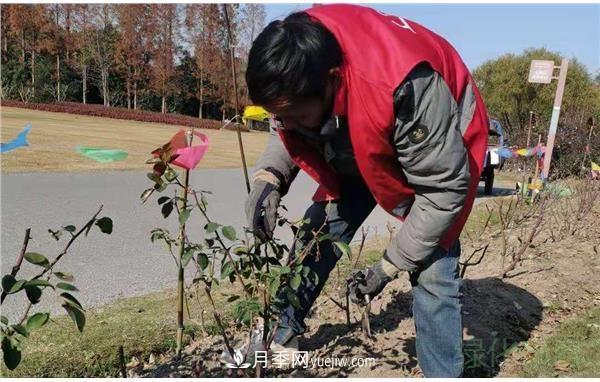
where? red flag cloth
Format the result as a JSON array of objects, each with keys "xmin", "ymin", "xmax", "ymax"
[{"xmin": 154, "ymin": 130, "xmax": 209, "ymax": 170}]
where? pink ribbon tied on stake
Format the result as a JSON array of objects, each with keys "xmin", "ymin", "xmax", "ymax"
[{"xmin": 154, "ymin": 130, "xmax": 210, "ymax": 170}]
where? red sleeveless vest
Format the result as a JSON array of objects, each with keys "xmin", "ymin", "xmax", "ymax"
[{"xmin": 278, "ymin": 4, "xmax": 489, "ymax": 249}]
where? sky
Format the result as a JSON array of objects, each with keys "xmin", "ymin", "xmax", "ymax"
[{"xmin": 264, "ymin": 3, "xmax": 600, "ymax": 75}]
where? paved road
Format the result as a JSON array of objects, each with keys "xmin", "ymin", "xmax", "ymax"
[{"xmin": 1, "ymin": 168, "xmax": 513, "ymax": 319}]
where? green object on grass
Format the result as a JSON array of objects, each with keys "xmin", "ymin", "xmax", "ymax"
[
  {"xmin": 544, "ymin": 183, "xmax": 573, "ymax": 197},
  {"xmin": 76, "ymin": 146, "xmax": 128, "ymax": 163}
]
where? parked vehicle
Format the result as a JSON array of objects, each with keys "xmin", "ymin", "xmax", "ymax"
[{"xmin": 481, "ymin": 119, "xmax": 507, "ymax": 195}]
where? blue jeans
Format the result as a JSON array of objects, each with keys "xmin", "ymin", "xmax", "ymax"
[{"xmin": 273, "ymin": 178, "xmax": 464, "ymax": 377}]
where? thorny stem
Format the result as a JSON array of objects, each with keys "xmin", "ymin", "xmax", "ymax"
[
  {"xmin": 497, "ymin": 201, "xmax": 508, "ymax": 271},
  {"xmin": 352, "ymin": 226, "xmax": 369, "ymax": 269},
  {"xmin": 192, "ymin": 190, "xmax": 252, "ymax": 299},
  {"xmin": 1, "ymin": 228, "xmax": 31, "ymax": 304},
  {"xmin": 34, "ymin": 205, "xmax": 104, "ymax": 281},
  {"xmin": 176, "ymin": 133, "xmax": 193, "ymax": 358},
  {"xmin": 459, "ymin": 244, "xmax": 489, "ymax": 278},
  {"xmin": 502, "ymin": 199, "xmax": 547, "ymax": 278},
  {"xmin": 16, "ymin": 274, "xmax": 52, "ymax": 326},
  {"xmin": 204, "ymin": 285, "xmax": 235, "ymax": 360},
  {"xmin": 3, "ymin": 208, "xmax": 102, "ymax": 331}
]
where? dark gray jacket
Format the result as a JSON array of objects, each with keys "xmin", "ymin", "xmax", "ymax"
[{"xmin": 253, "ymin": 64, "xmax": 476, "ymax": 272}]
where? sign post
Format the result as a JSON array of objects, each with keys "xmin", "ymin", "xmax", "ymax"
[{"xmin": 528, "ymin": 59, "xmax": 569, "ymax": 180}]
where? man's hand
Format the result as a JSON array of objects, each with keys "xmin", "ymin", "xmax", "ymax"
[
  {"xmin": 245, "ymin": 179, "xmax": 281, "ymax": 242},
  {"xmin": 347, "ymin": 255, "xmax": 401, "ymax": 304},
  {"xmin": 347, "ymin": 268, "xmax": 387, "ymax": 305}
]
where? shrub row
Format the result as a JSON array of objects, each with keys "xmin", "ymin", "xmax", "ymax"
[{"xmin": 1, "ymin": 100, "xmax": 250, "ymax": 132}]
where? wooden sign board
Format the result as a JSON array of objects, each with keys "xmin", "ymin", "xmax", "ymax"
[{"xmin": 528, "ymin": 60, "xmax": 555, "ymax": 84}]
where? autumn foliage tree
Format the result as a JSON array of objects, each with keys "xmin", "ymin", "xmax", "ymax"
[
  {"xmin": 148, "ymin": 4, "xmax": 179, "ymax": 114},
  {"xmin": 115, "ymin": 4, "xmax": 153, "ymax": 109}
]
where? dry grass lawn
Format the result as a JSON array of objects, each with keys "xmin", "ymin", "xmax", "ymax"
[{"xmin": 0, "ymin": 107, "xmax": 269, "ymax": 173}]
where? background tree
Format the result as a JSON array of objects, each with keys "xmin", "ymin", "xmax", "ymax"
[
  {"xmin": 115, "ymin": 4, "xmax": 153, "ymax": 110},
  {"xmin": 185, "ymin": 4, "xmax": 212, "ymax": 119},
  {"xmin": 149, "ymin": 4, "xmax": 179, "ymax": 114},
  {"xmin": 473, "ymin": 48, "xmax": 599, "ymax": 142},
  {"xmin": 473, "ymin": 48, "xmax": 600, "ymax": 176},
  {"xmin": 68, "ymin": 4, "xmax": 94, "ymax": 104},
  {"xmin": 90, "ymin": 4, "xmax": 117, "ymax": 106},
  {"xmin": 238, "ymin": 4, "xmax": 266, "ymax": 104}
]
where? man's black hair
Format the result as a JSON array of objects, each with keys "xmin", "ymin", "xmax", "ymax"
[{"xmin": 245, "ymin": 12, "xmax": 343, "ymax": 106}]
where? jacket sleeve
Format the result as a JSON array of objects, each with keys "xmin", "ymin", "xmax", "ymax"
[
  {"xmin": 383, "ymin": 64, "xmax": 471, "ymax": 273},
  {"xmin": 253, "ymin": 117, "xmax": 300, "ymax": 195}
]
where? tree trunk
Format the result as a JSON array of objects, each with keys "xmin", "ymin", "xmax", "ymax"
[
  {"xmin": 20, "ymin": 32, "xmax": 25, "ymax": 65},
  {"xmin": 82, "ymin": 65, "xmax": 87, "ymax": 104},
  {"xmin": 102, "ymin": 68, "xmax": 109, "ymax": 106},
  {"xmin": 162, "ymin": 94, "xmax": 166, "ymax": 114},
  {"xmin": 126, "ymin": 77, "xmax": 131, "ymax": 109},
  {"xmin": 31, "ymin": 50, "xmax": 35, "ymax": 98},
  {"xmin": 65, "ymin": 5, "xmax": 71, "ymax": 60},
  {"xmin": 133, "ymin": 67, "xmax": 138, "ymax": 110},
  {"xmin": 222, "ymin": 97, "xmax": 226, "ymax": 121},
  {"xmin": 198, "ymin": 78, "xmax": 204, "ymax": 119},
  {"xmin": 56, "ymin": 54, "xmax": 61, "ymax": 101}
]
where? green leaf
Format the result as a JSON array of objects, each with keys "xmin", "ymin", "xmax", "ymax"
[
  {"xmin": 56, "ymin": 283, "xmax": 79, "ymax": 292},
  {"xmin": 200, "ymin": 194, "xmax": 208, "ymax": 209},
  {"xmin": 308, "ymin": 271, "xmax": 319, "ymax": 285},
  {"xmin": 146, "ymin": 157, "xmax": 162, "ymax": 165},
  {"xmin": 205, "ymin": 222, "xmax": 220, "ymax": 234},
  {"xmin": 221, "ymin": 261, "xmax": 233, "ymax": 280},
  {"xmin": 1, "ymin": 316, "xmax": 8, "ymax": 325},
  {"xmin": 63, "ymin": 225, "xmax": 76, "ymax": 233},
  {"xmin": 25, "ymin": 279, "xmax": 53, "ymax": 290},
  {"xmin": 95, "ymin": 217, "xmax": 113, "ymax": 234},
  {"xmin": 232, "ymin": 246, "xmax": 249, "ymax": 255},
  {"xmin": 179, "ymin": 209, "xmax": 191, "ymax": 226},
  {"xmin": 333, "ymin": 242, "xmax": 352, "ymax": 260},
  {"xmin": 60, "ymin": 292, "xmax": 83, "ymax": 309},
  {"xmin": 227, "ymin": 295, "xmax": 240, "ymax": 302},
  {"xmin": 302, "ymin": 266, "xmax": 311, "ymax": 277},
  {"xmin": 221, "ymin": 226, "xmax": 237, "ymax": 241},
  {"xmin": 318, "ymin": 233, "xmax": 333, "ymax": 242},
  {"xmin": 269, "ymin": 277, "xmax": 281, "ymax": 296},
  {"xmin": 286, "ymin": 288, "xmax": 301, "ymax": 309},
  {"xmin": 197, "ymin": 253, "xmax": 209, "ymax": 270},
  {"xmin": 146, "ymin": 172, "xmax": 160, "ymax": 183},
  {"xmin": 25, "ymin": 285, "xmax": 42, "ymax": 304},
  {"xmin": 290, "ymin": 274, "xmax": 302, "ymax": 290},
  {"xmin": 12, "ymin": 324, "xmax": 29, "ymax": 338},
  {"xmin": 2, "ymin": 275, "xmax": 16, "ymax": 293},
  {"xmin": 157, "ymin": 196, "xmax": 170, "ymax": 205},
  {"xmin": 279, "ymin": 266, "xmax": 291, "ymax": 275},
  {"xmin": 62, "ymin": 302, "xmax": 85, "ymax": 332},
  {"xmin": 7, "ymin": 280, "xmax": 26, "ymax": 294},
  {"xmin": 54, "ymin": 272, "xmax": 75, "ymax": 282},
  {"xmin": 232, "ymin": 298, "xmax": 261, "ymax": 326},
  {"xmin": 140, "ymin": 188, "xmax": 154, "ymax": 204},
  {"xmin": 26, "ymin": 313, "xmax": 50, "ymax": 331},
  {"xmin": 181, "ymin": 249, "xmax": 194, "ymax": 268},
  {"xmin": 164, "ymin": 168, "xmax": 178, "ymax": 182},
  {"xmin": 24, "ymin": 252, "xmax": 50, "ymax": 268},
  {"xmin": 2, "ymin": 336, "xmax": 21, "ymax": 370},
  {"xmin": 161, "ymin": 202, "xmax": 174, "ymax": 218}
]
